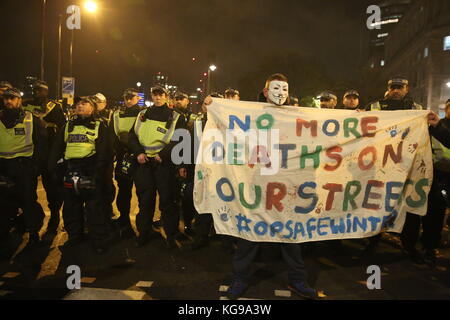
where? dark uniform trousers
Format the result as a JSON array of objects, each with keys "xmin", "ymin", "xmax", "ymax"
[
  {"xmin": 41, "ymin": 168, "xmax": 63, "ymax": 217},
  {"xmin": 0, "ymin": 158, "xmax": 44, "ymax": 238},
  {"xmin": 233, "ymin": 238, "xmax": 308, "ymax": 283},
  {"xmin": 114, "ymin": 156, "xmax": 134, "ymax": 228},
  {"xmin": 62, "ymin": 162, "xmax": 108, "ymax": 243},
  {"xmin": 181, "ymin": 181, "xmax": 196, "ymax": 229},
  {"xmin": 134, "ymin": 161, "xmax": 178, "ymax": 239},
  {"xmin": 401, "ymin": 170, "xmax": 449, "ymax": 251}
]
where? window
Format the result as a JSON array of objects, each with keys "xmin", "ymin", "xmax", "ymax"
[
  {"xmin": 424, "ymin": 47, "xmax": 429, "ymax": 58},
  {"xmin": 444, "ymin": 36, "xmax": 450, "ymax": 51},
  {"xmin": 380, "ymin": 60, "xmax": 385, "ymax": 66}
]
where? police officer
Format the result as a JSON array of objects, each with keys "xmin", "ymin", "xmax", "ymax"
[
  {"xmin": 224, "ymin": 88, "xmax": 240, "ymax": 101},
  {"xmin": 341, "ymin": 90, "xmax": 361, "ymax": 110},
  {"xmin": 318, "ymin": 91, "xmax": 338, "ymax": 109},
  {"xmin": 128, "ymin": 86, "xmax": 185, "ymax": 249},
  {"xmin": 93, "ymin": 93, "xmax": 112, "ymax": 124},
  {"xmin": 173, "ymin": 91, "xmax": 203, "ymax": 237},
  {"xmin": 364, "ymin": 76, "xmax": 424, "ymax": 262},
  {"xmin": 428, "ymin": 101, "xmax": 450, "ymax": 148},
  {"xmin": 366, "ymin": 77, "xmax": 422, "ymax": 111},
  {"xmin": 49, "ymin": 96, "xmax": 113, "ymax": 254},
  {"xmin": 23, "ymin": 80, "xmax": 66, "ymax": 234},
  {"xmin": 0, "ymin": 88, "xmax": 47, "ymax": 258},
  {"xmin": 401, "ymin": 102, "xmax": 450, "ymax": 265},
  {"xmin": 110, "ymin": 89, "xmax": 143, "ymax": 238},
  {"xmin": 0, "ymin": 81, "xmax": 13, "ymax": 109}
]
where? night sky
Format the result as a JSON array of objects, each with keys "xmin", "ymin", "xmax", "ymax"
[{"xmin": 0, "ymin": 0, "xmax": 374, "ymax": 101}]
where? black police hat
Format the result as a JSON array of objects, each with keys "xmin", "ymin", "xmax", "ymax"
[
  {"xmin": 34, "ymin": 80, "xmax": 49, "ymax": 90},
  {"xmin": 0, "ymin": 81, "xmax": 12, "ymax": 90},
  {"xmin": 318, "ymin": 91, "xmax": 337, "ymax": 100},
  {"xmin": 174, "ymin": 92, "xmax": 189, "ymax": 100},
  {"xmin": 388, "ymin": 77, "xmax": 408, "ymax": 87},
  {"xmin": 123, "ymin": 88, "xmax": 140, "ymax": 97},
  {"xmin": 151, "ymin": 86, "xmax": 168, "ymax": 95},
  {"xmin": 225, "ymin": 88, "xmax": 240, "ymax": 96},
  {"xmin": 344, "ymin": 90, "xmax": 360, "ymax": 98},
  {"xmin": 3, "ymin": 88, "xmax": 22, "ymax": 99}
]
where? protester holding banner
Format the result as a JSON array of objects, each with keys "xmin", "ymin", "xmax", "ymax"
[
  {"xmin": 364, "ymin": 76, "xmax": 425, "ymax": 263},
  {"xmin": 202, "ymin": 73, "xmax": 320, "ymax": 300},
  {"xmin": 402, "ymin": 103, "xmax": 450, "ymax": 265},
  {"xmin": 428, "ymin": 101, "xmax": 450, "ymax": 148}
]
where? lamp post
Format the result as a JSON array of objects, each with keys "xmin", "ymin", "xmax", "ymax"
[
  {"xmin": 207, "ymin": 64, "xmax": 217, "ymax": 95},
  {"xmin": 40, "ymin": 0, "xmax": 47, "ymax": 80},
  {"xmin": 70, "ymin": 1, "xmax": 98, "ymax": 77}
]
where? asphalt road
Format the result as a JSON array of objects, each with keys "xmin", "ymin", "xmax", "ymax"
[{"xmin": 0, "ymin": 179, "xmax": 449, "ymax": 300}]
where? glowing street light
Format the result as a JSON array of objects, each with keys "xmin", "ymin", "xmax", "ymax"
[
  {"xmin": 207, "ymin": 64, "xmax": 217, "ymax": 95},
  {"xmin": 446, "ymin": 81, "xmax": 450, "ymax": 88},
  {"xmin": 137, "ymin": 82, "xmax": 142, "ymax": 88},
  {"xmin": 84, "ymin": 1, "xmax": 98, "ymax": 13}
]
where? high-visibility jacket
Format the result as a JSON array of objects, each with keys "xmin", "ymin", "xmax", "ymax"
[
  {"xmin": 113, "ymin": 110, "xmax": 138, "ymax": 138},
  {"xmin": 369, "ymin": 100, "xmax": 422, "ymax": 111},
  {"xmin": 24, "ymin": 100, "xmax": 61, "ymax": 128},
  {"xmin": 134, "ymin": 110, "xmax": 180, "ymax": 157},
  {"xmin": 0, "ymin": 111, "xmax": 34, "ymax": 159},
  {"xmin": 432, "ymin": 137, "xmax": 450, "ymax": 173},
  {"xmin": 64, "ymin": 120, "xmax": 100, "ymax": 160}
]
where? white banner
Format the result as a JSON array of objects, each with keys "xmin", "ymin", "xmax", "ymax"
[{"xmin": 194, "ymin": 99, "xmax": 433, "ymax": 243}]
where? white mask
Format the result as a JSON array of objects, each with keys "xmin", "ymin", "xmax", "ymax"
[{"xmin": 267, "ymin": 81, "xmax": 289, "ymax": 106}]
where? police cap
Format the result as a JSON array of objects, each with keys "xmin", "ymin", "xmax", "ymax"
[
  {"xmin": 151, "ymin": 86, "xmax": 168, "ymax": 96},
  {"xmin": 318, "ymin": 91, "xmax": 337, "ymax": 100},
  {"xmin": 3, "ymin": 88, "xmax": 22, "ymax": 99}
]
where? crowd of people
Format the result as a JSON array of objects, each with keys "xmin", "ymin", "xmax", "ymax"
[{"xmin": 0, "ymin": 73, "xmax": 449, "ymax": 299}]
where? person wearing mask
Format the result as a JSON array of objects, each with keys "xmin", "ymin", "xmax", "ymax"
[
  {"xmin": 204, "ymin": 74, "xmax": 320, "ymax": 300},
  {"xmin": 49, "ymin": 97, "xmax": 113, "ymax": 254},
  {"xmin": 0, "ymin": 88, "xmax": 48, "ymax": 259}
]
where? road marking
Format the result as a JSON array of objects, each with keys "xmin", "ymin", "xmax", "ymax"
[
  {"xmin": 219, "ymin": 285, "xmax": 229, "ymax": 292},
  {"xmin": 64, "ymin": 287, "xmax": 146, "ymax": 300},
  {"xmin": 220, "ymin": 296, "xmax": 262, "ymax": 300},
  {"xmin": 135, "ymin": 281, "xmax": 153, "ymax": 288},
  {"xmin": 274, "ymin": 290, "xmax": 291, "ymax": 297},
  {"xmin": 81, "ymin": 277, "xmax": 96, "ymax": 284},
  {"xmin": 2, "ymin": 272, "xmax": 20, "ymax": 279}
]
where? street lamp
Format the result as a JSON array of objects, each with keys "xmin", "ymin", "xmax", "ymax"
[
  {"xmin": 84, "ymin": 1, "xmax": 98, "ymax": 13},
  {"xmin": 137, "ymin": 82, "xmax": 142, "ymax": 88},
  {"xmin": 207, "ymin": 64, "xmax": 217, "ymax": 95}
]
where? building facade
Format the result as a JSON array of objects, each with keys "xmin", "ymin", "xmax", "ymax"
[{"xmin": 381, "ymin": 0, "xmax": 450, "ymax": 113}]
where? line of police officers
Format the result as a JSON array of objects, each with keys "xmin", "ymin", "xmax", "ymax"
[{"xmin": 0, "ymin": 77, "xmax": 449, "ymax": 263}]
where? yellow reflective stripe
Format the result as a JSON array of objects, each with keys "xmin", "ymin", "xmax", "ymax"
[
  {"xmin": 0, "ymin": 146, "xmax": 34, "ymax": 156},
  {"xmin": 160, "ymin": 111, "xmax": 180, "ymax": 143},
  {"xmin": 114, "ymin": 111, "xmax": 120, "ymax": 137},
  {"xmin": 24, "ymin": 111, "xmax": 33, "ymax": 146},
  {"xmin": 134, "ymin": 110, "xmax": 146, "ymax": 135},
  {"xmin": 370, "ymin": 102, "xmax": 381, "ymax": 111}
]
